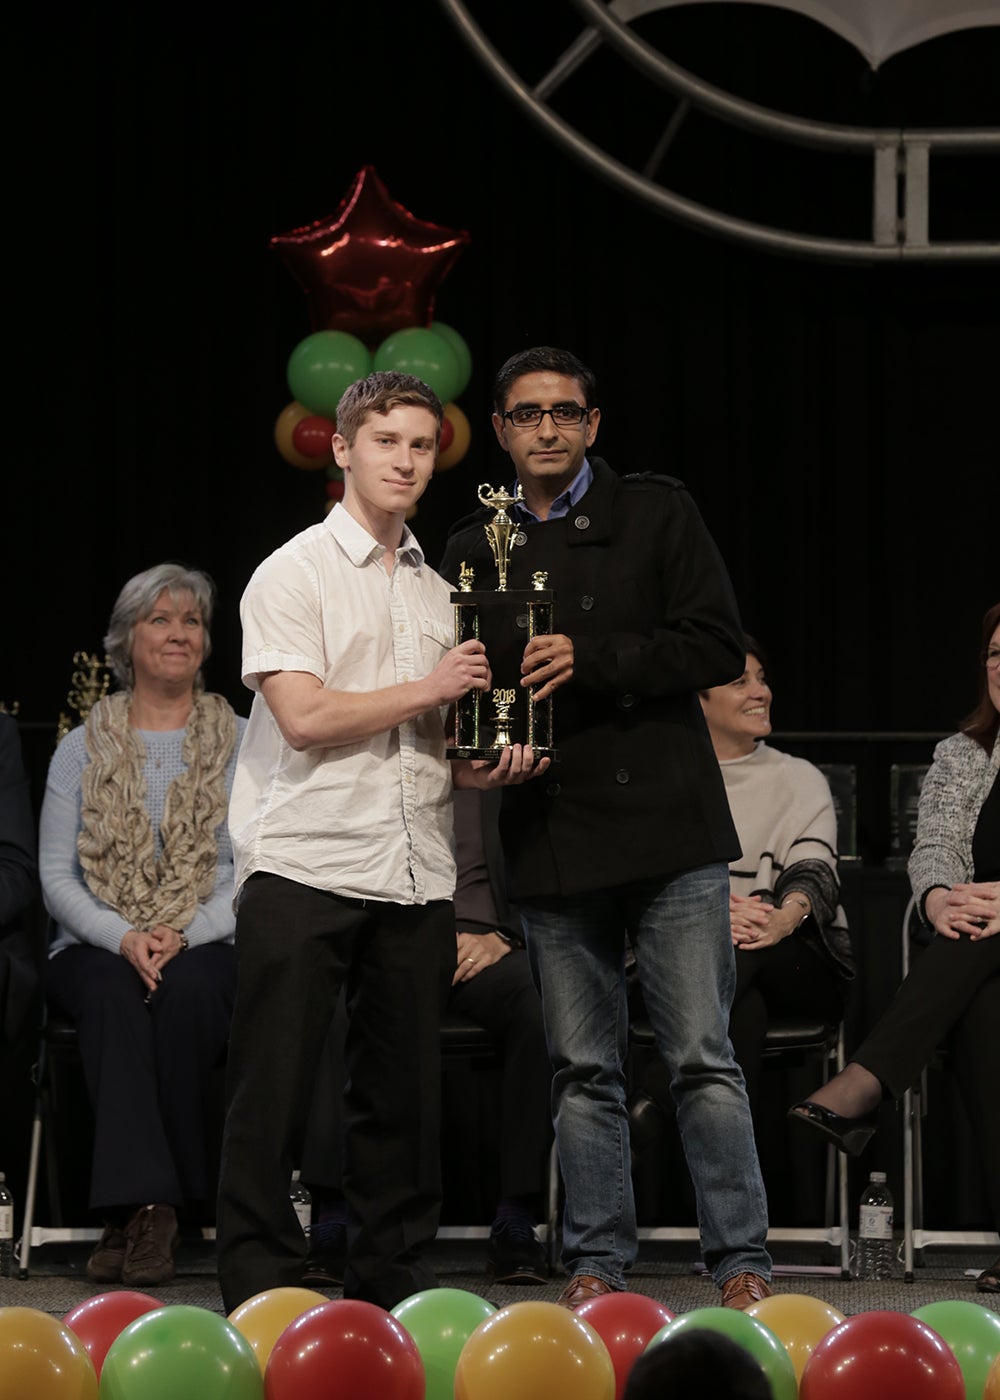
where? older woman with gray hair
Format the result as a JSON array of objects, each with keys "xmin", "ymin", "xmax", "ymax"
[{"xmin": 40, "ymin": 562, "xmax": 246, "ymax": 1286}]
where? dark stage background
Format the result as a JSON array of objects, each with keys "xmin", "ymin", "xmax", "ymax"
[
  {"xmin": 2, "ymin": 0, "xmax": 999, "ymax": 1241},
  {"xmin": 6, "ymin": 2, "xmax": 999, "ymax": 806}
]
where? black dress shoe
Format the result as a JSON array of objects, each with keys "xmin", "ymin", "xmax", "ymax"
[
  {"xmin": 975, "ymin": 1257, "xmax": 1000, "ymax": 1293},
  {"xmin": 302, "ymin": 1220, "xmax": 347, "ymax": 1287},
  {"xmin": 788, "ymin": 1099, "xmax": 878, "ymax": 1156},
  {"xmin": 485, "ymin": 1218, "xmax": 549, "ymax": 1285}
]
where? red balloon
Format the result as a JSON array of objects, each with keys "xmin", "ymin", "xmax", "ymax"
[
  {"xmin": 63, "ymin": 1290, "xmax": 164, "ymax": 1377},
  {"xmin": 326, "ymin": 479, "xmax": 345, "ymax": 501},
  {"xmin": 438, "ymin": 414, "xmax": 455, "ymax": 453},
  {"xmin": 264, "ymin": 1298, "xmax": 424, "ymax": 1400},
  {"xmin": 575, "ymin": 1291, "xmax": 675, "ymax": 1400},
  {"xmin": 799, "ymin": 1310, "xmax": 965, "ymax": 1400},
  {"xmin": 291, "ymin": 414, "xmax": 336, "ymax": 460},
  {"xmin": 270, "ymin": 166, "xmax": 470, "ymax": 347}
]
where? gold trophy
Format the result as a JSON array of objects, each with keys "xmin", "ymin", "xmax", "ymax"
[{"xmin": 447, "ymin": 483, "xmax": 557, "ymax": 761}]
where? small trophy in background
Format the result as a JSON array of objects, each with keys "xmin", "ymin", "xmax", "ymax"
[
  {"xmin": 447, "ymin": 483, "xmax": 557, "ymax": 762},
  {"xmin": 56, "ymin": 651, "xmax": 111, "ymax": 745}
]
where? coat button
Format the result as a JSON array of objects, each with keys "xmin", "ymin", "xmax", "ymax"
[
  {"xmin": 615, "ymin": 768, "xmax": 630, "ymax": 784},
  {"xmin": 546, "ymin": 781, "xmax": 561, "ymax": 797},
  {"xmin": 580, "ymin": 595, "xmax": 594, "ymax": 610},
  {"xmin": 619, "ymin": 693, "xmax": 635, "ymax": 709},
  {"xmin": 516, "ymin": 612, "xmax": 528, "ymax": 629},
  {"xmin": 514, "ymin": 531, "xmax": 527, "ymax": 547},
  {"xmin": 573, "ymin": 514, "xmax": 590, "ymax": 530}
]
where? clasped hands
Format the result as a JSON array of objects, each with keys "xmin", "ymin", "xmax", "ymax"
[
  {"xmin": 120, "ymin": 924, "xmax": 187, "ymax": 995},
  {"xmin": 730, "ymin": 894, "xmax": 802, "ymax": 951},
  {"xmin": 926, "ymin": 881, "xmax": 999, "ymax": 941}
]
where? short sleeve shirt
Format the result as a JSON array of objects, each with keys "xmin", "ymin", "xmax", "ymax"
[{"xmin": 228, "ymin": 504, "xmax": 457, "ymax": 904}]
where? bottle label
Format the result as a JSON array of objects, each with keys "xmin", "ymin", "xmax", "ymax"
[
  {"xmin": 859, "ymin": 1204, "xmax": 893, "ymax": 1240},
  {"xmin": 0, "ymin": 1205, "xmax": 12, "ymax": 1238}
]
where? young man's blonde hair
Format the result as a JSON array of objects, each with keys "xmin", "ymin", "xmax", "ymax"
[{"xmin": 335, "ymin": 371, "xmax": 443, "ymax": 446}]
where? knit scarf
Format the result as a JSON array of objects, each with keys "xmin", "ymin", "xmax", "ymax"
[{"xmin": 77, "ymin": 690, "xmax": 237, "ymax": 931}]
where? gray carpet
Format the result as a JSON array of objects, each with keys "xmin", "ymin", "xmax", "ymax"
[{"xmin": 3, "ymin": 1238, "xmax": 997, "ymax": 1320}]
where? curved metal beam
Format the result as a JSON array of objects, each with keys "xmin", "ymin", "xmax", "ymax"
[
  {"xmin": 436, "ymin": 0, "xmax": 1000, "ymax": 262},
  {"xmin": 571, "ymin": 0, "xmax": 1000, "ymax": 152}
]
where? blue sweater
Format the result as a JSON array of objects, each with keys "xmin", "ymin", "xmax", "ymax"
[{"xmin": 40, "ymin": 717, "xmax": 246, "ymax": 957}]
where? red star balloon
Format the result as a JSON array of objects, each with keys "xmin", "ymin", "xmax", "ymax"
[{"xmin": 271, "ymin": 166, "xmax": 470, "ymax": 347}]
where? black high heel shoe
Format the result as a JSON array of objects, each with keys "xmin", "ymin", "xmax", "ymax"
[{"xmin": 788, "ymin": 1099, "xmax": 879, "ymax": 1157}]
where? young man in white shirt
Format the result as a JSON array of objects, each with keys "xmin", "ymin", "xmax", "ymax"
[{"xmin": 217, "ymin": 371, "xmax": 547, "ymax": 1312}]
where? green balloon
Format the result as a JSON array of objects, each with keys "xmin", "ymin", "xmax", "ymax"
[
  {"xmin": 648, "ymin": 1307, "xmax": 798, "ymax": 1400},
  {"xmin": 429, "ymin": 320, "xmax": 472, "ymax": 397},
  {"xmin": 373, "ymin": 326, "xmax": 462, "ymax": 404},
  {"xmin": 392, "ymin": 1287, "xmax": 496, "ymax": 1400},
  {"xmin": 100, "ymin": 1305, "xmax": 264, "ymax": 1400},
  {"xmin": 912, "ymin": 1299, "xmax": 1000, "ymax": 1400},
  {"xmin": 287, "ymin": 330, "xmax": 373, "ymax": 418}
]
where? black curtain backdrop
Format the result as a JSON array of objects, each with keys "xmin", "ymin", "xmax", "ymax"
[{"xmin": 7, "ymin": 1, "xmax": 999, "ymax": 762}]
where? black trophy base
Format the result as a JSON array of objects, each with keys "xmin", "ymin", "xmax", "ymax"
[{"xmin": 447, "ymin": 745, "xmax": 558, "ymax": 762}]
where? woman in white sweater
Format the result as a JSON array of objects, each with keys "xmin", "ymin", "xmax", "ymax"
[{"xmin": 698, "ymin": 637, "xmax": 854, "ymax": 1111}]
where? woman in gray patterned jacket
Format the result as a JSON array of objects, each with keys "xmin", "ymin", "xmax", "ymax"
[{"xmin": 791, "ymin": 601, "xmax": 1000, "ymax": 1292}]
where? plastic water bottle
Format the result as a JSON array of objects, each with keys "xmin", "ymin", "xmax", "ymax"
[
  {"xmin": 0, "ymin": 1172, "xmax": 14, "ymax": 1278},
  {"xmin": 289, "ymin": 1170, "xmax": 312, "ymax": 1240},
  {"xmin": 855, "ymin": 1170, "xmax": 894, "ymax": 1280}
]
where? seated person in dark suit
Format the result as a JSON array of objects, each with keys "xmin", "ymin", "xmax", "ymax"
[
  {"xmin": 0, "ymin": 712, "xmax": 39, "ymax": 1049},
  {"xmin": 300, "ymin": 787, "xmax": 554, "ymax": 1285}
]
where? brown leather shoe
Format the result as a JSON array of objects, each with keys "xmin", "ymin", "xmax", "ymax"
[
  {"xmin": 121, "ymin": 1203, "xmax": 179, "ymax": 1287},
  {"xmin": 721, "ymin": 1271, "xmax": 772, "ymax": 1310},
  {"xmin": 86, "ymin": 1224, "xmax": 127, "ymax": 1283},
  {"xmin": 557, "ymin": 1273, "xmax": 617, "ymax": 1309}
]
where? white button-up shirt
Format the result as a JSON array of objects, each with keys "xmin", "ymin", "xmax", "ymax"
[{"xmin": 229, "ymin": 504, "xmax": 457, "ymax": 905}]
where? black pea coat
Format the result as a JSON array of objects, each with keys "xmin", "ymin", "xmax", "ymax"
[{"xmin": 439, "ymin": 458, "xmax": 746, "ymax": 901}]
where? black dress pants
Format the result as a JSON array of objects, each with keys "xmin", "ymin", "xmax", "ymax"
[
  {"xmin": 216, "ymin": 873, "xmax": 454, "ymax": 1313},
  {"xmin": 46, "ymin": 942, "xmax": 235, "ymax": 1212},
  {"xmin": 302, "ymin": 947, "xmax": 553, "ymax": 1210},
  {"xmin": 852, "ymin": 930, "xmax": 1000, "ymax": 1228}
]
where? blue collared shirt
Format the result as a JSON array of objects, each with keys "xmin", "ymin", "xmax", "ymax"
[{"xmin": 513, "ymin": 458, "xmax": 594, "ymax": 523}]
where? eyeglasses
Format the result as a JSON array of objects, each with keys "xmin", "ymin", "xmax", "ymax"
[
  {"xmin": 501, "ymin": 404, "xmax": 590, "ymax": 430},
  {"xmin": 983, "ymin": 647, "xmax": 1000, "ymax": 670}
]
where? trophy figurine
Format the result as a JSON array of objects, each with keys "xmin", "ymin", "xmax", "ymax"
[{"xmin": 447, "ymin": 483, "xmax": 557, "ymax": 762}]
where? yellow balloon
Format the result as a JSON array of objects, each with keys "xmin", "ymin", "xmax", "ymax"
[
  {"xmin": 454, "ymin": 1300, "xmax": 615, "ymax": 1400},
  {"xmin": 985, "ymin": 1347, "xmax": 1000, "ymax": 1400},
  {"xmin": 746, "ymin": 1292, "xmax": 846, "ymax": 1384},
  {"xmin": 274, "ymin": 400, "xmax": 334, "ymax": 470},
  {"xmin": 0, "ymin": 1306, "xmax": 98, "ymax": 1399},
  {"xmin": 227, "ymin": 1286, "xmax": 329, "ymax": 1374},
  {"xmin": 436, "ymin": 402, "xmax": 471, "ymax": 471}
]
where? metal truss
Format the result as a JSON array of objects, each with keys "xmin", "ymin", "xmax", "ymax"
[{"xmin": 436, "ymin": 0, "xmax": 1000, "ymax": 263}]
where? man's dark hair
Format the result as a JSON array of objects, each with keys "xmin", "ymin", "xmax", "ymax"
[{"xmin": 492, "ymin": 346, "xmax": 598, "ymax": 415}]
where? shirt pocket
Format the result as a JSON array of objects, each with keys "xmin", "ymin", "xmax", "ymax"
[{"xmin": 421, "ymin": 617, "xmax": 454, "ymax": 671}]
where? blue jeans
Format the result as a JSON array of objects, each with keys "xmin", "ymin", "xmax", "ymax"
[{"xmin": 522, "ymin": 864, "xmax": 772, "ymax": 1289}]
